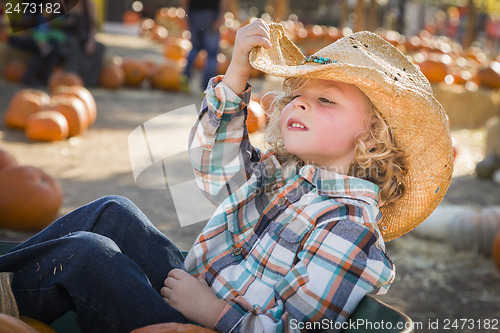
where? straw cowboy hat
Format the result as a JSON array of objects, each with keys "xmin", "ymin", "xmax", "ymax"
[{"xmin": 249, "ymin": 23, "xmax": 454, "ymax": 241}]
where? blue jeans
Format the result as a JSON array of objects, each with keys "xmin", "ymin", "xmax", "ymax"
[
  {"xmin": 0, "ymin": 196, "xmax": 187, "ymax": 333},
  {"xmin": 183, "ymin": 9, "xmax": 220, "ymax": 89}
]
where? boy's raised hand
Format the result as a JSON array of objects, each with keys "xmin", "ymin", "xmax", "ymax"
[{"xmin": 222, "ymin": 19, "xmax": 271, "ymax": 95}]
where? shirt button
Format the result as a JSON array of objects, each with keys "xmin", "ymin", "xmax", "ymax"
[
  {"xmin": 231, "ymin": 247, "xmax": 242, "ymax": 256},
  {"xmin": 278, "ymin": 197, "xmax": 287, "ymax": 206}
]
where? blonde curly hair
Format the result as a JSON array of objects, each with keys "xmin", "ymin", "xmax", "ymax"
[{"xmin": 262, "ymin": 77, "xmax": 407, "ymax": 205}]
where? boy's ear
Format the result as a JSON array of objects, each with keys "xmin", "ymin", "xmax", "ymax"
[{"xmin": 260, "ymin": 91, "xmax": 280, "ymax": 114}]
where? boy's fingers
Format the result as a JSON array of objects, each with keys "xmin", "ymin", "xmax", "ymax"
[
  {"xmin": 167, "ymin": 268, "xmax": 188, "ymax": 279},
  {"xmin": 247, "ymin": 36, "xmax": 272, "ymax": 49},
  {"xmin": 160, "ymin": 286, "xmax": 170, "ymax": 299},
  {"xmin": 163, "ymin": 276, "xmax": 176, "ymax": 288}
]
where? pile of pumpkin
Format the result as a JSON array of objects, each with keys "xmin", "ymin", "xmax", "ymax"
[
  {"xmin": 98, "ymin": 56, "xmax": 185, "ymax": 91},
  {"xmin": 4, "ymin": 72, "xmax": 97, "ymax": 141},
  {"xmin": 4, "ymin": 56, "xmax": 185, "ymax": 92}
]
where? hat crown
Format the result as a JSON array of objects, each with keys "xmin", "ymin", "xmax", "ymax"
[{"xmin": 312, "ymin": 31, "xmax": 432, "ymax": 95}]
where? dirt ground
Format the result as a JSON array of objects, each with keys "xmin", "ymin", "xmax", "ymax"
[{"xmin": 1, "ymin": 32, "xmax": 500, "ymax": 332}]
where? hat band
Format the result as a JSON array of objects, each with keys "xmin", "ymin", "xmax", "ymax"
[{"xmin": 299, "ymin": 55, "xmax": 336, "ymax": 65}]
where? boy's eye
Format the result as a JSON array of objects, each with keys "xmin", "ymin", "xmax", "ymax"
[
  {"xmin": 291, "ymin": 95, "xmax": 300, "ymax": 100},
  {"xmin": 319, "ymin": 97, "xmax": 335, "ymax": 104}
]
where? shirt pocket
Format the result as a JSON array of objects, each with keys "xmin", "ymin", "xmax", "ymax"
[{"xmin": 244, "ymin": 216, "xmax": 312, "ymax": 285}]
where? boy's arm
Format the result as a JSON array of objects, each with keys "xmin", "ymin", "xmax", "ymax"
[{"xmin": 188, "ymin": 19, "xmax": 271, "ymax": 205}]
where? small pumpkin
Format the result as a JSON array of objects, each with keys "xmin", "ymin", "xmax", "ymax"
[
  {"xmin": 99, "ymin": 63, "xmax": 126, "ymax": 90},
  {"xmin": 163, "ymin": 37, "xmax": 191, "ymax": 61},
  {"xmin": 4, "ymin": 90, "xmax": 50, "ymax": 129},
  {"xmin": 51, "ymin": 85, "xmax": 97, "ymax": 126},
  {"xmin": 25, "ymin": 111, "xmax": 70, "ymax": 142},
  {"xmin": 131, "ymin": 323, "xmax": 216, "ymax": 333},
  {"xmin": 417, "ymin": 58, "xmax": 448, "ymax": 83},
  {"xmin": 20, "ymin": 316, "xmax": 56, "ymax": 333},
  {"xmin": 0, "ymin": 165, "xmax": 62, "ymax": 230},
  {"xmin": 40, "ymin": 96, "xmax": 88, "ymax": 137},
  {"xmin": 4, "ymin": 60, "xmax": 28, "ymax": 83},
  {"xmin": 122, "ymin": 59, "xmax": 149, "ymax": 87},
  {"xmin": 151, "ymin": 61, "xmax": 183, "ymax": 91},
  {"xmin": 492, "ymin": 231, "xmax": 500, "ymax": 271},
  {"xmin": 246, "ymin": 100, "xmax": 266, "ymax": 134},
  {"xmin": 48, "ymin": 70, "xmax": 84, "ymax": 92},
  {"xmin": 0, "ymin": 314, "xmax": 37, "ymax": 333},
  {"xmin": 123, "ymin": 9, "xmax": 141, "ymax": 25},
  {"xmin": 474, "ymin": 62, "xmax": 500, "ymax": 90},
  {"xmin": 0, "ymin": 148, "xmax": 18, "ymax": 171}
]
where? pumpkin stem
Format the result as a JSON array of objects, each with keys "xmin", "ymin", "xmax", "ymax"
[{"xmin": 0, "ymin": 272, "xmax": 19, "ymax": 318}]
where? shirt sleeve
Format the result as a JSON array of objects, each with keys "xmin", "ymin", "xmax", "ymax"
[
  {"xmin": 214, "ymin": 219, "xmax": 395, "ymax": 332},
  {"xmin": 188, "ymin": 76, "xmax": 262, "ymax": 206}
]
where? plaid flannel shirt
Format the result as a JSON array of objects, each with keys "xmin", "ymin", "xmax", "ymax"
[{"xmin": 185, "ymin": 76, "xmax": 395, "ymax": 333}]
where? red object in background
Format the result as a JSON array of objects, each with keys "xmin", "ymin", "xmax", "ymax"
[
  {"xmin": 486, "ymin": 17, "xmax": 500, "ymax": 40},
  {"xmin": 4, "ymin": 60, "xmax": 27, "ymax": 83},
  {"xmin": 492, "ymin": 231, "xmax": 500, "ymax": 272}
]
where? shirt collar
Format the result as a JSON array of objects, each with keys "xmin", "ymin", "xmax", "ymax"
[{"xmin": 298, "ymin": 164, "xmax": 381, "ymax": 207}]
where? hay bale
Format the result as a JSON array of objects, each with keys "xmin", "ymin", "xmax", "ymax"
[
  {"xmin": 433, "ymin": 84, "xmax": 500, "ymax": 129},
  {"xmin": 485, "ymin": 116, "xmax": 500, "ymax": 156}
]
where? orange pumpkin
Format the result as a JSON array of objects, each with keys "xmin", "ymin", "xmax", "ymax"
[
  {"xmin": 99, "ymin": 63, "xmax": 126, "ymax": 90},
  {"xmin": 194, "ymin": 50, "xmax": 207, "ymax": 69},
  {"xmin": 5, "ymin": 90, "xmax": 50, "ymax": 129},
  {"xmin": 417, "ymin": 59, "xmax": 448, "ymax": 83},
  {"xmin": 52, "ymin": 85, "xmax": 97, "ymax": 126},
  {"xmin": 25, "ymin": 111, "xmax": 69, "ymax": 142},
  {"xmin": 123, "ymin": 10, "xmax": 141, "ymax": 25},
  {"xmin": 493, "ymin": 231, "xmax": 500, "ymax": 272},
  {"xmin": 151, "ymin": 61, "xmax": 183, "ymax": 91},
  {"xmin": 246, "ymin": 100, "xmax": 266, "ymax": 133},
  {"xmin": 131, "ymin": 323, "xmax": 216, "ymax": 333},
  {"xmin": 0, "ymin": 165, "xmax": 62, "ymax": 230},
  {"xmin": 164, "ymin": 37, "xmax": 191, "ymax": 61},
  {"xmin": 20, "ymin": 316, "xmax": 56, "ymax": 333},
  {"xmin": 0, "ymin": 148, "xmax": 18, "ymax": 171},
  {"xmin": 122, "ymin": 59, "xmax": 149, "ymax": 87},
  {"xmin": 40, "ymin": 96, "xmax": 88, "ymax": 137},
  {"xmin": 474, "ymin": 63, "xmax": 500, "ymax": 89},
  {"xmin": 0, "ymin": 314, "xmax": 37, "ymax": 333},
  {"xmin": 48, "ymin": 71, "xmax": 84, "ymax": 92},
  {"xmin": 4, "ymin": 60, "xmax": 28, "ymax": 83}
]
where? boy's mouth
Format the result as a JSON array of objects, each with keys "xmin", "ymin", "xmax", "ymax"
[{"xmin": 287, "ymin": 118, "xmax": 307, "ymax": 130}]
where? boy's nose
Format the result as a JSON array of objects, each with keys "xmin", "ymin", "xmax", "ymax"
[{"xmin": 293, "ymin": 97, "xmax": 308, "ymax": 111}]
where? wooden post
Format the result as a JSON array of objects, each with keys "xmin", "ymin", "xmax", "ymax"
[
  {"xmin": 354, "ymin": 0, "xmax": 365, "ymax": 32},
  {"xmin": 340, "ymin": 0, "xmax": 348, "ymax": 30},
  {"xmin": 368, "ymin": 0, "xmax": 378, "ymax": 31},
  {"xmin": 463, "ymin": 0, "xmax": 477, "ymax": 49},
  {"xmin": 271, "ymin": 0, "xmax": 289, "ymax": 22}
]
